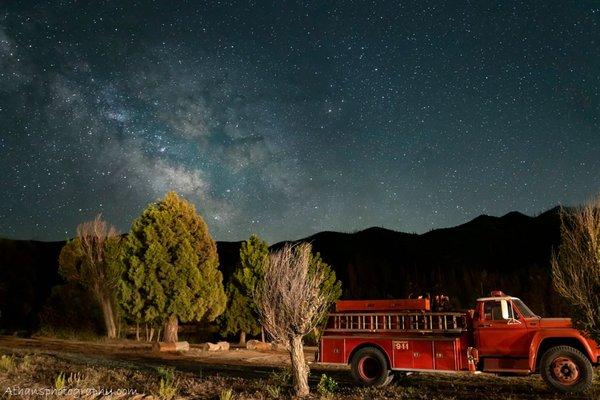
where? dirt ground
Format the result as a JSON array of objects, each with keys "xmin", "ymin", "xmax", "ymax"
[{"xmin": 0, "ymin": 336, "xmax": 598, "ymax": 399}]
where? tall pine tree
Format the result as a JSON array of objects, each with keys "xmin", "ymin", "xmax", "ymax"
[
  {"xmin": 120, "ymin": 191, "xmax": 226, "ymax": 342},
  {"xmin": 222, "ymin": 234, "xmax": 268, "ymax": 344}
]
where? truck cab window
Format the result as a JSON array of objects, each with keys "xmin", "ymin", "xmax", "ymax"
[
  {"xmin": 483, "ymin": 300, "xmax": 515, "ymax": 321},
  {"xmin": 512, "ymin": 298, "xmax": 538, "ymax": 318}
]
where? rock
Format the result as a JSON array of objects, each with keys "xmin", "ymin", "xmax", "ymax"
[
  {"xmin": 152, "ymin": 341, "xmax": 190, "ymax": 352},
  {"xmin": 216, "ymin": 341, "xmax": 230, "ymax": 351},
  {"xmin": 200, "ymin": 341, "xmax": 230, "ymax": 351},
  {"xmin": 271, "ymin": 342, "xmax": 287, "ymax": 352},
  {"xmin": 246, "ymin": 339, "xmax": 272, "ymax": 351}
]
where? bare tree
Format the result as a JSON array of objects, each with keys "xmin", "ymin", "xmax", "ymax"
[
  {"xmin": 256, "ymin": 243, "xmax": 337, "ymax": 397},
  {"xmin": 551, "ymin": 197, "xmax": 600, "ymax": 342},
  {"xmin": 59, "ymin": 214, "xmax": 122, "ymax": 339}
]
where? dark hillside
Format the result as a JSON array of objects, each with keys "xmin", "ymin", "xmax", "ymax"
[{"xmin": 0, "ymin": 239, "xmax": 64, "ymax": 331}]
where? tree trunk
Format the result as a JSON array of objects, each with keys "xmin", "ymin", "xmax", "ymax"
[
  {"xmin": 261, "ymin": 327, "xmax": 265, "ymax": 343},
  {"xmin": 239, "ymin": 331, "xmax": 246, "ymax": 346},
  {"xmin": 156, "ymin": 328, "xmax": 162, "ymax": 342},
  {"xmin": 289, "ymin": 335, "xmax": 309, "ymax": 397},
  {"xmin": 116, "ymin": 313, "xmax": 121, "ymax": 339},
  {"xmin": 136, "ymin": 323, "xmax": 140, "ymax": 341},
  {"xmin": 99, "ymin": 296, "xmax": 117, "ymax": 339},
  {"xmin": 149, "ymin": 327, "xmax": 154, "ymax": 342},
  {"xmin": 163, "ymin": 315, "xmax": 179, "ymax": 343}
]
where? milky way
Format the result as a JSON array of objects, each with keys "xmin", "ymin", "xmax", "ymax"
[{"xmin": 1, "ymin": 2, "xmax": 599, "ymax": 242}]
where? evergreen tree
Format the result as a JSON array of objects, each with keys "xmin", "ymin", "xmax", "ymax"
[
  {"xmin": 309, "ymin": 251, "xmax": 342, "ymax": 306},
  {"xmin": 222, "ymin": 234, "xmax": 269, "ymax": 344},
  {"xmin": 307, "ymin": 251, "xmax": 342, "ymax": 337},
  {"xmin": 120, "ymin": 191, "xmax": 226, "ymax": 342}
]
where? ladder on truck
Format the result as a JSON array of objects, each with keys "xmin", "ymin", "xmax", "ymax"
[{"xmin": 325, "ymin": 312, "xmax": 467, "ymax": 334}]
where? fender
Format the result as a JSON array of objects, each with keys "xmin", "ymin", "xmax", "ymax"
[
  {"xmin": 528, "ymin": 329, "xmax": 596, "ymax": 371},
  {"xmin": 346, "ymin": 340, "xmax": 392, "ymax": 367}
]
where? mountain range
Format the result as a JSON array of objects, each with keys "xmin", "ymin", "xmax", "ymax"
[{"xmin": 0, "ymin": 207, "xmax": 568, "ymax": 332}]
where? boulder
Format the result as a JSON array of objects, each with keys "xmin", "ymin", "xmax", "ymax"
[
  {"xmin": 216, "ymin": 341, "xmax": 230, "ymax": 351},
  {"xmin": 271, "ymin": 342, "xmax": 288, "ymax": 352},
  {"xmin": 200, "ymin": 341, "xmax": 230, "ymax": 351},
  {"xmin": 246, "ymin": 339, "xmax": 272, "ymax": 351}
]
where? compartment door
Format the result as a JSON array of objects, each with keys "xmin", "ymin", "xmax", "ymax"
[
  {"xmin": 411, "ymin": 340, "xmax": 434, "ymax": 370},
  {"xmin": 434, "ymin": 340, "xmax": 458, "ymax": 370},
  {"xmin": 320, "ymin": 338, "xmax": 345, "ymax": 363},
  {"xmin": 392, "ymin": 340, "xmax": 412, "ymax": 369}
]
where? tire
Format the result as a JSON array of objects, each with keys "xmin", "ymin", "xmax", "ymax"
[
  {"xmin": 539, "ymin": 345, "xmax": 593, "ymax": 393},
  {"xmin": 350, "ymin": 347, "xmax": 393, "ymax": 387}
]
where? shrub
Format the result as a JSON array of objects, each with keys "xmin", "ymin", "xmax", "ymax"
[
  {"xmin": 268, "ymin": 367, "xmax": 292, "ymax": 389},
  {"xmin": 317, "ymin": 374, "xmax": 338, "ymax": 397},
  {"xmin": 156, "ymin": 366, "xmax": 175, "ymax": 383}
]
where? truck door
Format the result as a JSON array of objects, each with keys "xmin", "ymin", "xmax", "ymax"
[{"xmin": 475, "ymin": 299, "xmax": 530, "ymax": 357}]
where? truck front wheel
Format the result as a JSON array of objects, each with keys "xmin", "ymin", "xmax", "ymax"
[
  {"xmin": 350, "ymin": 347, "xmax": 393, "ymax": 387},
  {"xmin": 540, "ymin": 346, "xmax": 593, "ymax": 393}
]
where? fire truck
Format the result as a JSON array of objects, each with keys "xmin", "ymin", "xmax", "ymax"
[{"xmin": 318, "ymin": 291, "xmax": 600, "ymax": 393}]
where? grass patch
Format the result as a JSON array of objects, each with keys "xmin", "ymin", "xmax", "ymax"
[
  {"xmin": 0, "ymin": 354, "xmax": 16, "ymax": 372},
  {"xmin": 219, "ymin": 388, "xmax": 234, "ymax": 400},
  {"xmin": 54, "ymin": 372, "xmax": 66, "ymax": 391}
]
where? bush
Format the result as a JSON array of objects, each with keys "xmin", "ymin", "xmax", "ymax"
[
  {"xmin": 268, "ymin": 367, "xmax": 292, "ymax": 389},
  {"xmin": 317, "ymin": 374, "xmax": 338, "ymax": 397},
  {"xmin": 156, "ymin": 366, "xmax": 175, "ymax": 383}
]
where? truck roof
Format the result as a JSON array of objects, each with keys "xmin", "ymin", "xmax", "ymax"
[{"xmin": 476, "ymin": 296, "xmax": 518, "ymax": 301}]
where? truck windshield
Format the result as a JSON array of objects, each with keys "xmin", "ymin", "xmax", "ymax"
[{"xmin": 513, "ymin": 299, "xmax": 538, "ymax": 318}]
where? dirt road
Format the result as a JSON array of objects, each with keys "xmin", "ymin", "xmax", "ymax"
[{"xmin": 0, "ymin": 336, "xmax": 348, "ymax": 382}]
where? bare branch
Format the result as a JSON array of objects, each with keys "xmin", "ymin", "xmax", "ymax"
[{"xmin": 551, "ymin": 196, "xmax": 600, "ymax": 341}]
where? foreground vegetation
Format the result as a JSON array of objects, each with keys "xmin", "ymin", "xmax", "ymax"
[{"xmin": 1, "ymin": 346, "xmax": 598, "ymax": 400}]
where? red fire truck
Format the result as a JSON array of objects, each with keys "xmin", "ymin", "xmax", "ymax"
[{"xmin": 318, "ymin": 291, "xmax": 600, "ymax": 393}]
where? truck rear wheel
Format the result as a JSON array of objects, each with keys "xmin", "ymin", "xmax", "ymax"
[
  {"xmin": 540, "ymin": 346, "xmax": 593, "ymax": 393},
  {"xmin": 350, "ymin": 347, "xmax": 393, "ymax": 387}
]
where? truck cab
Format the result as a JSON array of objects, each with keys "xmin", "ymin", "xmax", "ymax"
[{"xmin": 473, "ymin": 291, "xmax": 599, "ymax": 392}]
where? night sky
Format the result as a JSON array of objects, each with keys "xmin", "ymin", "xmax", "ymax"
[{"xmin": 1, "ymin": 2, "xmax": 599, "ymax": 243}]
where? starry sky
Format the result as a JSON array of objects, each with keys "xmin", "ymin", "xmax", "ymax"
[{"xmin": 1, "ymin": 1, "xmax": 599, "ymax": 243}]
